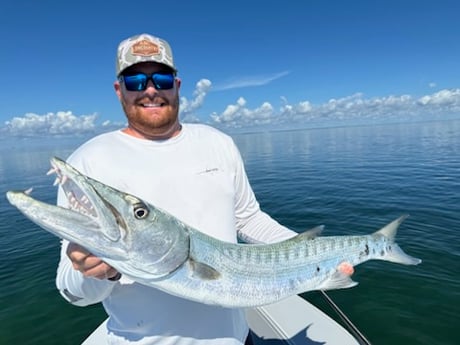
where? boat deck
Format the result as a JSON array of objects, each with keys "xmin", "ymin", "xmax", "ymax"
[{"xmin": 83, "ymin": 295, "xmax": 359, "ymax": 344}]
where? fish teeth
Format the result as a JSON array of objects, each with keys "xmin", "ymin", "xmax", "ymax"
[
  {"xmin": 64, "ymin": 190, "xmax": 96, "ymax": 217},
  {"xmin": 46, "ymin": 167, "xmax": 57, "ymax": 176},
  {"xmin": 52, "ymin": 175, "xmax": 69, "ymax": 186}
]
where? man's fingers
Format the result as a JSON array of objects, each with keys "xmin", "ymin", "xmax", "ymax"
[
  {"xmin": 83, "ymin": 262, "xmax": 118, "ymax": 280},
  {"xmin": 93, "ymin": 267, "xmax": 119, "ymax": 280},
  {"xmin": 67, "ymin": 242, "xmax": 91, "ymax": 263},
  {"xmin": 66, "ymin": 242, "xmax": 119, "ymax": 280},
  {"xmin": 71, "ymin": 254, "xmax": 101, "ymax": 271}
]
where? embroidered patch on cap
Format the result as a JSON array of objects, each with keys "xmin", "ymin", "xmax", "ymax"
[{"xmin": 131, "ymin": 39, "xmax": 160, "ymax": 56}]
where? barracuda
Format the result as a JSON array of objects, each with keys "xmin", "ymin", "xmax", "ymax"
[{"xmin": 6, "ymin": 157, "xmax": 421, "ymax": 308}]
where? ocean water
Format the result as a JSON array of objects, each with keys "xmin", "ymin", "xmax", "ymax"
[{"xmin": 0, "ymin": 120, "xmax": 458, "ymax": 345}]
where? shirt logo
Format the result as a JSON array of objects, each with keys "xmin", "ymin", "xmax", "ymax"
[{"xmin": 198, "ymin": 168, "xmax": 219, "ymax": 175}]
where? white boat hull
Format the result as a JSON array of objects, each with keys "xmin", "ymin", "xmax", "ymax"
[{"xmin": 247, "ymin": 295, "xmax": 359, "ymax": 344}]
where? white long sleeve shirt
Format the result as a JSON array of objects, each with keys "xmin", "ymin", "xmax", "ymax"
[{"xmin": 56, "ymin": 123, "xmax": 297, "ymax": 345}]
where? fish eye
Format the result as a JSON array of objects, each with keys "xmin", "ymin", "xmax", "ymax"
[{"xmin": 133, "ymin": 203, "xmax": 149, "ymax": 219}]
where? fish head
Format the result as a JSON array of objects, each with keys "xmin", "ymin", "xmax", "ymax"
[{"xmin": 6, "ymin": 157, "xmax": 190, "ymax": 278}]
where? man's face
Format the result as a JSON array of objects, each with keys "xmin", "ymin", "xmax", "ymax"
[{"xmin": 114, "ymin": 62, "xmax": 181, "ymax": 139}]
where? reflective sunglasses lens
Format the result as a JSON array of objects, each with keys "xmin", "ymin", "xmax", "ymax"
[
  {"xmin": 123, "ymin": 74, "xmax": 147, "ymax": 91},
  {"xmin": 153, "ymin": 73, "xmax": 175, "ymax": 90}
]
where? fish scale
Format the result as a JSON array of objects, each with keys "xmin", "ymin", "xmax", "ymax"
[{"xmin": 6, "ymin": 156, "xmax": 421, "ymax": 308}]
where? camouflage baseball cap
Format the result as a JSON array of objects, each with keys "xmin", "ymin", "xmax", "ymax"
[{"xmin": 116, "ymin": 33, "xmax": 177, "ymax": 76}]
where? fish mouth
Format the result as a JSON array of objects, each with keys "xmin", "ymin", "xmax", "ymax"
[
  {"xmin": 49, "ymin": 159, "xmax": 102, "ymax": 220},
  {"xmin": 57, "ymin": 175, "xmax": 98, "ymax": 218},
  {"xmin": 49, "ymin": 157, "xmax": 124, "ymax": 242}
]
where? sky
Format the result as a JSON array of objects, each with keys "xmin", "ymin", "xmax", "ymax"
[{"xmin": 1, "ymin": 0, "xmax": 460, "ymax": 137}]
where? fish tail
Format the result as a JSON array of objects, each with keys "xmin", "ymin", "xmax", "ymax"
[
  {"xmin": 374, "ymin": 214, "xmax": 422, "ymax": 266},
  {"xmin": 384, "ymin": 243, "xmax": 421, "ymax": 265}
]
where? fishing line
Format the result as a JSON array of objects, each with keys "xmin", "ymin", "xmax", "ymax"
[{"xmin": 319, "ymin": 290, "xmax": 372, "ymax": 345}]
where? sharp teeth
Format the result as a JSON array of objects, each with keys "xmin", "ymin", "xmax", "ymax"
[
  {"xmin": 46, "ymin": 167, "xmax": 57, "ymax": 176},
  {"xmin": 52, "ymin": 175, "xmax": 68, "ymax": 186}
]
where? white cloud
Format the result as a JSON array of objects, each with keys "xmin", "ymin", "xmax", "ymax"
[
  {"xmin": 417, "ymin": 89, "xmax": 460, "ymax": 106},
  {"xmin": 212, "ymin": 71, "xmax": 290, "ymax": 91},
  {"xmin": 3, "ymin": 111, "xmax": 98, "ymax": 136},
  {"xmin": 210, "ymin": 89, "xmax": 460, "ymax": 128},
  {"xmin": 180, "ymin": 79, "xmax": 212, "ymax": 122}
]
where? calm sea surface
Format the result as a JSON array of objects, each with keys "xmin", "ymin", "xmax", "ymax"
[{"xmin": 1, "ymin": 120, "xmax": 458, "ymax": 345}]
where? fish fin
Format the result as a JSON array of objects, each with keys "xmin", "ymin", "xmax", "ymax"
[
  {"xmin": 373, "ymin": 214, "xmax": 422, "ymax": 265},
  {"xmin": 299, "ymin": 225, "xmax": 324, "ymax": 240},
  {"xmin": 373, "ymin": 214, "xmax": 409, "ymax": 240},
  {"xmin": 381, "ymin": 243, "xmax": 422, "ymax": 265},
  {"xmin": 319, "ymin": 271, "xmax": 358, "ymax": 291},
  {"xmin": 188, "ymin": 258, "xmax": 221, "ymax": 280}
]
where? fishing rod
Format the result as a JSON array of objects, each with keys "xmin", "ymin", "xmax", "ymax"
[{"xmin": 319, "ymin": 290, "xmax": 372, "ymax": 345}]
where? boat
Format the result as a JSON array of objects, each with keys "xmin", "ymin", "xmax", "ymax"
[{"xmin": 82, "ymin": 295, "xmax": 361, "ymax": 344}]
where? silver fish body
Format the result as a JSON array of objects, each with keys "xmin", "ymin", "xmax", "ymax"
[{"xmin": 6, "ymin": 157, "xmax": 421, "ymax": 308}]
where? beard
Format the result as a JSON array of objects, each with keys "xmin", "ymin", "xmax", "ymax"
[{"xmin": 120, "ymin": 93, "xmax": 181, "ymax": 139}]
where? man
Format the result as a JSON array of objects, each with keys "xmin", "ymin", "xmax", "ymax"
[{"xmin": 56, "ymin": 33, "xmax": 297, "ymax": 345}]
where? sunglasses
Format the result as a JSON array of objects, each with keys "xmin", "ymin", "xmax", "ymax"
[{"xmin": 120, "ymin": 72, "xmax": 175, "ymax": 91}]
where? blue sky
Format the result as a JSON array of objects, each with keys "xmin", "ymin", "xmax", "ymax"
[{"xmin": 1, "ymin": 0, "xmax": 459, "ymax": 136}]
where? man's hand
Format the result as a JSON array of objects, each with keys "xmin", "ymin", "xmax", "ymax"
[{"xmin": 67, "ymin": 242, "xmax": 120, "ymax": 280}]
